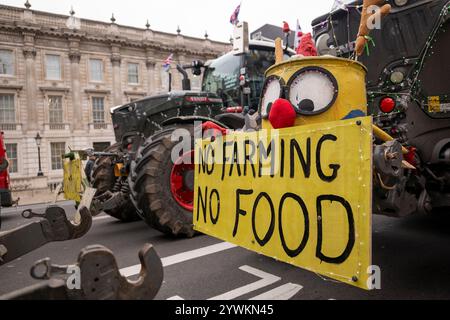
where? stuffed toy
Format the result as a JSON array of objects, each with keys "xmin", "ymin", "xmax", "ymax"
[
  {"xmin": 269, "ymin": 99, "xmax": 297, "ymax": 129},
  {"xmin": 243, "ymin": 110, "xmax": 261, "ymax": 132},
  {"xmin": 355, "ymin": 0, "xmax": 391, "ymax": 56},
  {"xmin": 296, "ymin": 33, "xmax": 318, "ymax": 57}
]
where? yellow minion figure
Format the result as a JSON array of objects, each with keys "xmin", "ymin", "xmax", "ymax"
[{"xmin": 260, "ymin": 56, "xmax": 368, "ymax": 130}]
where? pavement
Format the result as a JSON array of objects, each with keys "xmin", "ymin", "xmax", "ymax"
[
  {"xmin": 11, "ymin": 189, "xmax": 62, "ymax": 206},
  {"xmin": 1, "ymin": 202, "xmax": 450, "ymax": 300}
]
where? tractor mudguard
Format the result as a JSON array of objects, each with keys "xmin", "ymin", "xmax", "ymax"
[
  {"xmin": 214, "ymin": 113, "xmax": 246, "ymax": 130},
  {"xmin": 161, "ymin": 116, "xmax": 230, "ymax": 129}
]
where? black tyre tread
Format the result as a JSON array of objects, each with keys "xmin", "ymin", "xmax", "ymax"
[
  {"xmin": 132, "ymin": 125, "xmax": 196, "ymax": 238},
  {"xmin": 92, "ymin": 143, "xmax": 140, "ymax": 222}
]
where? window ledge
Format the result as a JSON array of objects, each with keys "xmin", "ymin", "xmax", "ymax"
[
  {"xmin": 0, "ymin": 74, "xmax": 16, "ymax": 78},
  {"xmin": 39, "ymin": 86, "xmax": 70, "ymax": 93},
  {"xmin": 0, "ymin": 84, "xmax": 23, "ymax": 91},
  {"xmin": 85, "ymin": 89, "xmax": 111, "ymax": 95}
]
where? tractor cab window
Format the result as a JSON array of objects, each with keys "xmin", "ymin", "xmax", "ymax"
[
  {"xmin": 245, "ymin": 49, "xmax": 275, "ymax": 110},
  {"xmin": 202, "ymin": 47, "xmax": 291, "ymax": 109},
  {"xmin": 245, "ymin": 48, "xmax": 290, "ymax": 110},
  {"xmin": 202, "ymin": 53, "xmax": 242, "ymax": 107}
]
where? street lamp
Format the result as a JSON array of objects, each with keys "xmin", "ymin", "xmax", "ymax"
[{"xmin": 35, "ymin": 133, "xmax": 44, "ymax": 177}]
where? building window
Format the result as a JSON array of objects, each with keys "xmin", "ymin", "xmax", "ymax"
[
  {"xmin": 93, "ymin": 142, "xmax": 111, "ymax": 152},
  {"xmin": 191, "ymin": 76, "xmax": 202, "ymax": 91},
  {"xmin": 90, "ymin": 59, "xmax": 103, "ymax": 82},
  {"xmin": 0, "ymin": 50, "xmax": 14, "ymax": 75},
  {"xmin": 0, "ymin": 94, "xmax": 15, "ymax": 124},
  {"xmin": 92, "ymin": 97, "xmax": 105, "ymax": 124},
  {"xmin": 128, "ymin": 63, "xmax": 139, "ymax": 84},
  {"xmin": 50, "ymin": 142, "xmax": 65, "ymax": 170},
  {"xmin": 48, "ymin": 96, "xmax": 63, "ymax": 124},
  {"xmin": 5, "ymin": 143, "xmax": 17, "ymax": 173},
  {"xmin": 46, "ymin": 55, "xmax": 61, "ymax": 80}
]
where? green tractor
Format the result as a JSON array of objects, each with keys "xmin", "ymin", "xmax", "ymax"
[
  {"xmin": 312, "ymin": 0, "xmax": 450, "ymax": 217},
  {"xmin": 91, "ymin": 32, "xmax": 295, "ymax": 237}
]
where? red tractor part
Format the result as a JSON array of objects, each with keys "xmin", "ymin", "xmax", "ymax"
[{"xmin": 170, "ymin": 150, "xmax": 195, "ymax": 211}]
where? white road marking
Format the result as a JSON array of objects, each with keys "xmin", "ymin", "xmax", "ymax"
[
  {"xmin": 120, "ymin": 242, "xmax": 238, "ymax": 277},
  {"xmin": 93, "ymin": 215, "xmax": 113, "ymax": 221},
  {"xmin": 167, "ymin": 296, "xmax": 185, "ymax": 300},
  {"xmin": 250, "ymin": 283, "xmax": 303, "ymax": 300},
  {"xmin": 208, "ymin": 266, "xmax": 281, "ymax": 300}
]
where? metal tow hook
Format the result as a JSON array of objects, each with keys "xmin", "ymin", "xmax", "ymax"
[
  {"xmin": 1, "ymin": 244, "xmax": 163, "ymax": 300},
  {"xmin": 0, "ymin": 206, "xmax": 92, "ymax": 265}
]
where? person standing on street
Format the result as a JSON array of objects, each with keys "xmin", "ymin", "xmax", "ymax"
[{"xmin": 85, "ymin": 155, "xmax": 96, "ymax": 183}]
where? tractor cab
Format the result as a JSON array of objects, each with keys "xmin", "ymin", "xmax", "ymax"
[{"xmin": 202, "ymin": 40, "xmax": 295, "ymax": 111}]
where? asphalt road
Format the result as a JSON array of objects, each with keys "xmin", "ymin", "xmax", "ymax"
[{"xmin": 1, "ymin": 201, "xmax": 450, "ymax": 300}]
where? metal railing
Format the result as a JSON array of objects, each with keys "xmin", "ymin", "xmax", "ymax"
[
  {"xmin": 49, "ymin": 123, "xmax": 66, "ymax": 130},
  {"xmin": 93, "ymin": 123, "xmax": 108, "ymax": 130},
  {"xmin": 0, "ymin": 123, "xmax": 17, "ymax": 131}
]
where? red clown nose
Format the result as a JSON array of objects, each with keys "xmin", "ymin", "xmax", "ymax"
[{"xmin": 269, "ymin": 98, "xmax": 297, "ymax": 129}]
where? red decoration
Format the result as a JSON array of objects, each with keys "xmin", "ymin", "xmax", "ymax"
[
  {"xmin": 226, "ymin": 106, "xmax": 243, "ymax": 114},
  {"xmin": 283, "ymin": 21, "xmax": 291, "ymax": 34},
  {"xmin": 269, "ymin": 99, "xmax": 297, "ymax": 129},
  {"xmin": 405, "ymin": 147, "xmax": 417, "ymax": 167},
  {"xmin": 379, "ymin": 97, "xmax": 396, "ymax": 113},
  {"xmin": 296, "ymin": 33, "xmax": 318, "ymax": 57}
]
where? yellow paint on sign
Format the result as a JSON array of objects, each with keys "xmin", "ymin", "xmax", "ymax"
[
  {"xmin": 63, "ymin": 156, "xmax": 83, "ymax": 203},
  {"xmin": 194, "ymin": 117, "xmax": 373, "ymax": 290}
]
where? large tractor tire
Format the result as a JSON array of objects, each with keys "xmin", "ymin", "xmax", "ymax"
[
  {"xmin": 130, "ymin": 125, "xmax": 196, "ymax": 238},
  {"xmin": 91, "ymin": 143, "xmax": 140, "ymax": 222}
]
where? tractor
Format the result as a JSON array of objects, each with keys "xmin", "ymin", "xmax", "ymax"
[
  {"xmin": 91, "ymin": 33, "xmax": 295, "ymax": 237},
  {"xmin": 191, "ymin": 0, "xmax": 450, "ymax": 289},
  {"xmin": 312, "ymin": 0, "xmax": 450, "ymax": 217}
]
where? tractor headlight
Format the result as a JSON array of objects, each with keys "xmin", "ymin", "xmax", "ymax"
[{"xmin": 390, "ymin": 71, "xmax": 405, "ymax": 84}]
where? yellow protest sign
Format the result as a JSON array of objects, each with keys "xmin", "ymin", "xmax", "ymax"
[
  {"xmin": 194, "ymin": 117, "xmax": 373, "ymax": 290},
  {"xmin": 63, "ymin": 156, "xmax": 83, "ymax": 203}
]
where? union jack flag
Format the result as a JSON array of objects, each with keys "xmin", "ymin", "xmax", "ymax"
[
  {"xmin": 294, "ymin": 19, "xmax": 303, "ymax": 50},
  {"xmin": 163, "ymin": 53, "xmax": 173, "ymax": 72},
  {"xmin": 230, "ymin": 4, "xmax": 241, "ymax": 26}
]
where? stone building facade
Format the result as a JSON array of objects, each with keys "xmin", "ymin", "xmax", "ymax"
[{"xmin": 0, "ymin": 3, "xmax": 230, "ymax": 192}]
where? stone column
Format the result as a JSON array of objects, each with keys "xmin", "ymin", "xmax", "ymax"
[
  {"xmin": 154, "ymin": 62, "xmax": 162, "ymax": 93},
  {"xmin": 111, "ymin": 45, "xmax": 122, "ymax": 106},
  {"xmin": 23, "ymin": 46, "xmax": 37, "ymax": 131},
  {"xmin": 146, "ymin": 60, "xmax": 156, "ymax": 96},
  {"xmin": 69, "ymin": 39, "xmax": 83, "ymax": 131}
]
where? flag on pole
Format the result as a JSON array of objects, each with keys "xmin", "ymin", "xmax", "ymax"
[
  {"xmin": 163, "ymin": 54, "xmax": 173, "ymax": 72},
  {"xmin": 230, "ymin": 4, "xmax": 241, "ymax": 26},
  {"xmin": 294, "ymin": 19, "xmax": 303, "ymax": 51},
  {"xmin": 332, "ymin": 0, "xmax": 349, "ymax": 12}
]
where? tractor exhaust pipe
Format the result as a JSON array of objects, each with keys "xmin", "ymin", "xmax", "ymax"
[{"xmin": 176, "ymin": 64, "xmax": 191, "ymax": 91}]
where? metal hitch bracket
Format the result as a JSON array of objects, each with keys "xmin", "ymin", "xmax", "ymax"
[
  {"xmin": 0, "ymin": 206, "xmax": 92, "ymax": 265},
  {"xmin": 1, "ymin": 244, "xmax": 163, "ymax": 300}
]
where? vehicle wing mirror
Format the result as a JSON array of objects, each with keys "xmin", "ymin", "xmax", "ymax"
[{"xmin": 191, "ymin": 60, "xmax": 204, "ymax": 76}]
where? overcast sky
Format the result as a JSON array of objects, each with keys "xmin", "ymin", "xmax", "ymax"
[{"xmin": 2, "ymin": 0, "xmax": 336, "ymax": 42}]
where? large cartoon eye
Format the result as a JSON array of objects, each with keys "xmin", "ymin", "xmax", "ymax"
[
  {"xmin": 287, "ymin": 67, "xmax": 338, "ymax": 115},
  {"xmin": 260, "ymin": 76, "xmax": 283, "ymax": 119}
]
